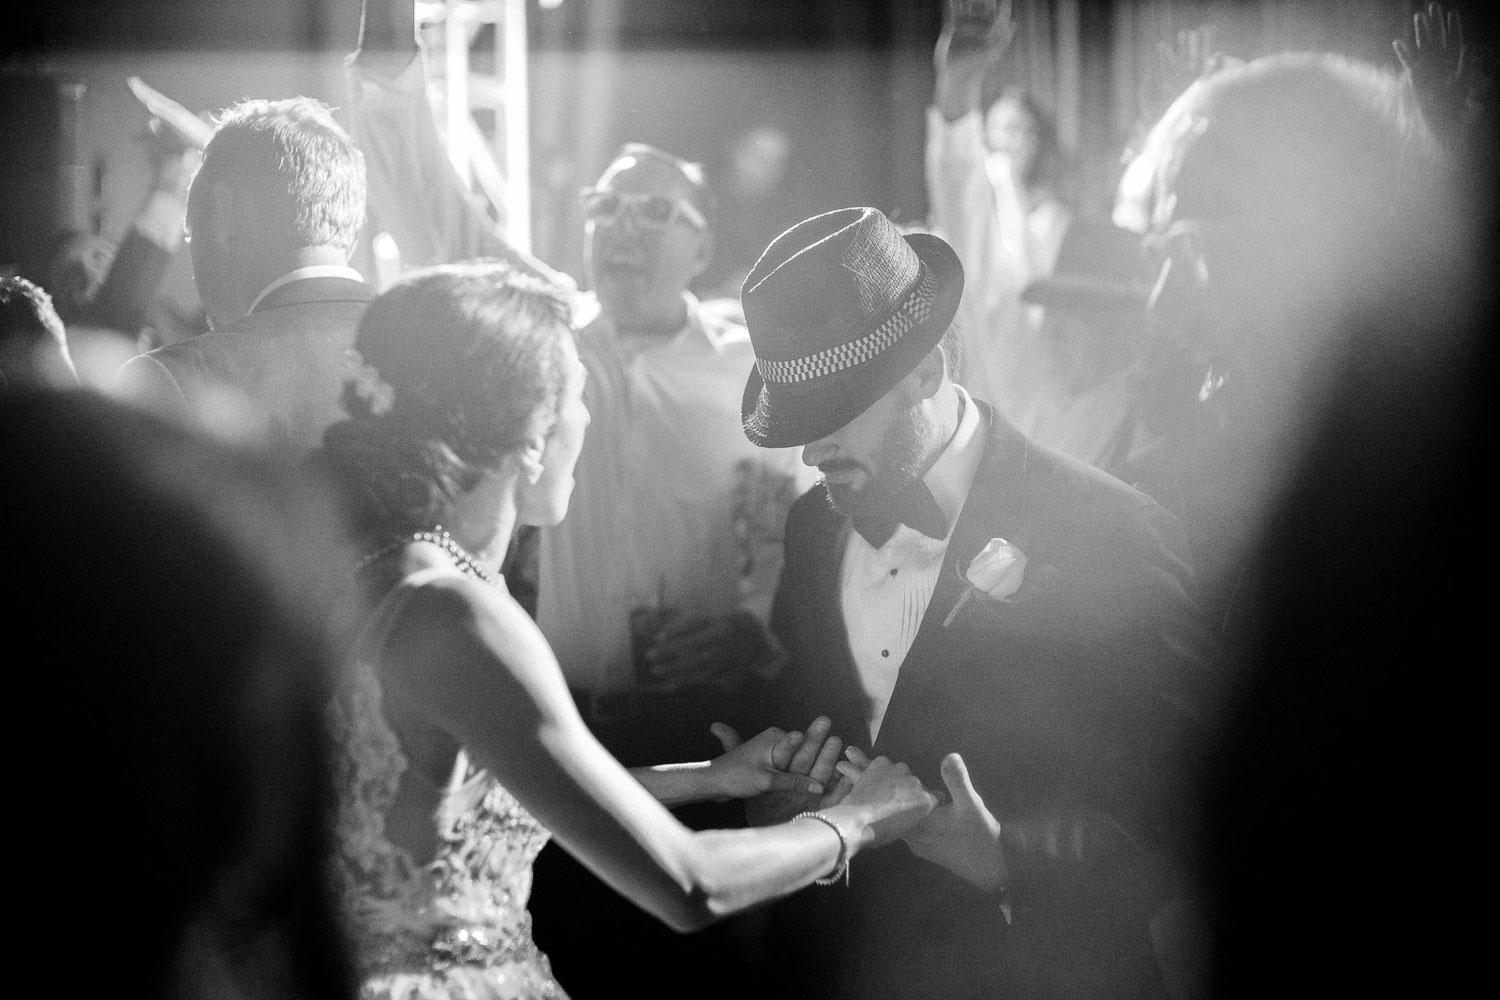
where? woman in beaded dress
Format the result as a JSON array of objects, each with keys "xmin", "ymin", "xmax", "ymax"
[{"xmin": 316, "ymin": 261, "xmax": 937, "ymax": 1000}]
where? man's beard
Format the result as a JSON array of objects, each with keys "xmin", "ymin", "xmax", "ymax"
[{"xmin": 821, "ymin": 403, "xmax": 928, "ymax": 521}]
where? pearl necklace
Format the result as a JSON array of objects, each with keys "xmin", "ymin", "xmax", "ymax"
[{"xmin": 354, "ymin": 525, "xmax": 499, "ymax": 586}]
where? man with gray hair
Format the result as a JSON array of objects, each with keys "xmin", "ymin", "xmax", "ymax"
[{"xmin": 114, "ymin": 96, "xmax": 373, "ymax": 455}]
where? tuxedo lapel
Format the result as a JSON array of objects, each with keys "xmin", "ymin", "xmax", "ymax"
[{"xmin": 873, "ymin": 404, "xmax": 1037, "ymax": 763}]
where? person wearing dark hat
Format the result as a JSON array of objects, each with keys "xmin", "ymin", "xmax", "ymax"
[
  {"xmin": 739, "ymin": 206, "xmax": 1214, "ymax": 1000},
  {"xmin": 1010, "ymin": 217, "xmax": 1157, "ymax": 481}
]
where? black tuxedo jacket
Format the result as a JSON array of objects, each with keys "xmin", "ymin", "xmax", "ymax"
[{"xmin": 762, "ymin": 401, "xmax": 1214, "ymax": 1000}]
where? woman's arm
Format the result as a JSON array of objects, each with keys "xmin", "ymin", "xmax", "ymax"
[{"xmin": 382, "ymin": 579, "xmax": 936, "ymax": 932}]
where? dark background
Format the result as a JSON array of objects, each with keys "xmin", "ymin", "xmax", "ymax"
[{"xmin": 6, "ymin": 0, "xmax": 1490, "ymax": 300}]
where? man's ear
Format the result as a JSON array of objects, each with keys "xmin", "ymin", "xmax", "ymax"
[{"xmin": 908, "ymin": 343, "xmax": 947, "ymax": 401}]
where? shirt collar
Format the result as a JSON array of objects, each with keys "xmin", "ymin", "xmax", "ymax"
[
  {"xmin": 583, "ymin": 291, "xmax": 737, "ymax": 352},
  {"xmin": 923, "ymin": 384, "xmax": 985, "ymax": 534},
  {"xmin": 247, "ymin": 264, "xmax": 366, "ymax": 314}
]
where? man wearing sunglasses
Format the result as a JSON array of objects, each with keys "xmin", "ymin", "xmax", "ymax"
[
  {"xmin": 538, "ymin": 142, "xmax": 815, "ymax": 733},
  {"xmin": 529, "ymin": 140, "xmax": 818, "ymax": 993}
]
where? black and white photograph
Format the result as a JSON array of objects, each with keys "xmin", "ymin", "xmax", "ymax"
[{"xmin": 3, "ymin": 1, "xmax": 1492, "ymax": 997}]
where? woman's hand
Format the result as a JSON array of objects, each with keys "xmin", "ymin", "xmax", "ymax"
[{"xmin": 832, "ymin": 751, "xmax": 940, "ymax": 850}]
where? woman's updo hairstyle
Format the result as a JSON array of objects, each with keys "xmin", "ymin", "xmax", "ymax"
[{"xmin": 323, "ymin": 260, "xmax": 574, "ymax": 536}]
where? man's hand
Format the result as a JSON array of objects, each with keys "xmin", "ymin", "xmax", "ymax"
[
  {"xmin": 901, "ymin": 751, "xmax": 1008, "ymax": 893},
  {"xmin": 934, "ymin": 0, "xmax": 1015, "ymax": 120},
  {"xmin": 703, "ymin": 722, "xmax": 826, "ymax": 800},
  {"xmin": 641, "ymin": 609, "xmax": 782, "ymax": 689},
  {"xmin": 744, "ymin": 716, "xmax": 847, "ymax": 826}
]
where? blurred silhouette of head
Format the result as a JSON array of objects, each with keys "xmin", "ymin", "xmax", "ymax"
[
  {"xmin": 0, "ymin": 274, "xmax": 77, "ymax": 388},
  {"xmin": 3, "ymin": 388, "xmax": 357, "ymax": 998},
  {"xmin": 187, "ymin": 97, "xmax": 366, "ymax": 330},
  {"xmin": 1131, "ymin": 52, "xmax": 1439, "ymax": 451}
]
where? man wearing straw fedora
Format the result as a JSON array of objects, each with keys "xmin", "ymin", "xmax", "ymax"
[{"xmin": 739, "ymin": 206, "xmax": 1214, "ymax": 1000}]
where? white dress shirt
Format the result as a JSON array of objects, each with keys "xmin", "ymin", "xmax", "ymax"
[
  {"xmin": 840, "ymin": 385, "xmax": 986, "ymax": 743},
  {"xmin": 538, "ymin": 293, "xmax": 817, "ymax": 694}
]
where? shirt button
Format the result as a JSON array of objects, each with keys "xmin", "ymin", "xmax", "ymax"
[
  {"xmin": 881, "ymin": 649, "xmax": 890, "ymax": 658},
  {"xmin": 889, "ymin": 568, "xmax": 898, "ymax": 577}
]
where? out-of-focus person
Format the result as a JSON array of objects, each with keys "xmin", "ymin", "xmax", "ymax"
[
  {"xmin": 0, "ymin": 274, "xmax": 77, "ymax": 388},
  {"xmin": 112, "ymin": 96, "xmax": 373, "ymax": 456},
  {"xmin": 538, "ymin": 140, "xmax": 817, "ymax": 753},
  {"xmin": 313, "ymin": 260, "xmax": 936, "ymax": 999},
  {"xmin": 1010, "ymin": 217, "xmax": 1158, "ymax": 479},
  {"xmin": 1114, "ymin": 38, "xmax": 1473, "ymax": 998},
  {"xmin": 45, "ymin": 113, "xmax": 205, "ymax": 386},
  {"xmin": 3, "ymin": 387, "xmax": 359, "ymax": 1000},
  {"xmin": 926, "ymin": 0, "xmax": 1075, "ymax": 422},
  {"xmin": 1120, "ymin": 49, "xmax": 1445, "ymax": 639}
]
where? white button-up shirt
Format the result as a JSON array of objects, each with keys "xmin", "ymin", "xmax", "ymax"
[
  {"xmin": 538, "ymin": 293, "xmax": 817, "ymax": 693},
  {"xmin": 840, "ymin": 385, "xmax": 986, "ymax": 743}
]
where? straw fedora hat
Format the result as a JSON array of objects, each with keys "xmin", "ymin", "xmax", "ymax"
[{"xmin": 741, "ymin": 207, "xmax": 964, "ymax": 449}]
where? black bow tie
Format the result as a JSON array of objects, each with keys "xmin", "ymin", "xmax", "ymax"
[{"xmin": 849, "ymin": 476, "xmax": 949, "ymax": 549}]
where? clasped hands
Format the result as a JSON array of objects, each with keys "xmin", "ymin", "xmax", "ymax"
[{"xmin": 711, "ymin": 718, "xmax": 1005, "ymax": 889}]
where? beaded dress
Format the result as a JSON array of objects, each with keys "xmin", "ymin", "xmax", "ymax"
[{"xmin": 328, "ymin": 559, "xmax": 569, "ymax": 1000}]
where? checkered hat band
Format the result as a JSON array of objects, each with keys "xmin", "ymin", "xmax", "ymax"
[{"xmin": 757, "ymin": 268, "xmax": 937, "ymax": 385}]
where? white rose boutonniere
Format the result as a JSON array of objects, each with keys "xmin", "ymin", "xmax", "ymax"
[{"xmin": 942, "ymin": 538, "xmax": 1028, "ymax": 628}]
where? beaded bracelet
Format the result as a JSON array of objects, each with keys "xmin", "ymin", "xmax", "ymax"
[{"xmin": 793, "ymin": 811, "xmax": 850, "ymax": 887}]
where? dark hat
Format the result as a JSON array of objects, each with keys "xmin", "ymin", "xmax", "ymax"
[
  {"xmin": 741, "ymin": 207, "xmax": 964, "ymax": 448},
  {"xmin": 1020, "ymin": 218, "xmax": 1154, "ymax": 312}
]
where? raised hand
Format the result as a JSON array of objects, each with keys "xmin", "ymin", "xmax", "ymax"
[
  {"xmin": 1126, "ymin": 24, "xmax": 1236, "ymax": 161},
  {"xmin": 902, "ymin": 751, "xmax": 1008, "ymax": 892},
  {"xmin": 934, "ymin": 0, "xmax": 1016, "ymax": 120},
  {"xmin": 1394, "ymin": 2, "xmax": 1491, "ymax": 146}
]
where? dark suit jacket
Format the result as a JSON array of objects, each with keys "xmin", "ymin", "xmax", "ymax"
[
  {"xmin": 762, "ymin": 401, "xmax": 1214, "ymax": 1000},
  {"xmin": 114, "ymin": 276, "xmax": 375, "ymax": 456}
]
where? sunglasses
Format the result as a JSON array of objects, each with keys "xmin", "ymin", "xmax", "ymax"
[{"xmin": 579, "ymin": 188, "xmax": 707, "ymax": 231}]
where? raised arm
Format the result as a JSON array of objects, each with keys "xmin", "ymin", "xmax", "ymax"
[
  {"xmin": 933, "ymin": 0, "xmax": 1015, "ymax": 122},
  {"xmin": 383, "ymin": 578, "xmax": 936, "ymax": 932},
  {"xmin": 347, "ymin": 0, "xmax": 574, "ymax": 285}
]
